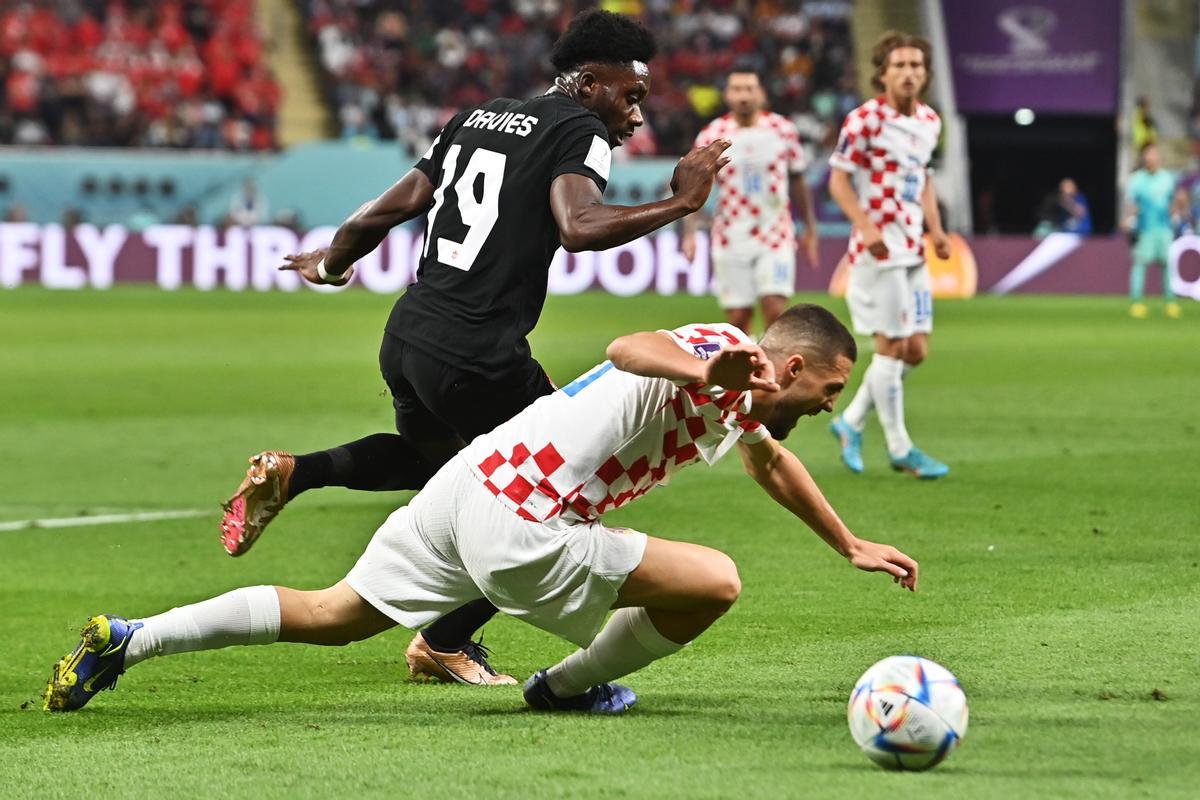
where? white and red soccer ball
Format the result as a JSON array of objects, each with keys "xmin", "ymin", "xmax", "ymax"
[{"xmin": 847, "ymin": 655, "xmax": 969, "ymax": 771}]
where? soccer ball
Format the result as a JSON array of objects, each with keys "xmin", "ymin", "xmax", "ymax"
[{"xmin": 847, "ymin": 655, "xmax": 969, "ymax": 771}]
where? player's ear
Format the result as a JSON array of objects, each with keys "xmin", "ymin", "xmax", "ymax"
[
  {"xmin": 577, "ymin": 70, "xmax": 599, "ymax": 99},
  {"xmin": 786, "ymin": 353, "xmax": 805, "ymax": 380}
]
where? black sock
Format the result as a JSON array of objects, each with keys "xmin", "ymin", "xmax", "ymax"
[
  {"xmin": 421, "ymin": 599, "xmax": 501, "ymax": 651},
  {"xmin": 287, "ymin": 433, "xmax": 436, "ymax": 499}
]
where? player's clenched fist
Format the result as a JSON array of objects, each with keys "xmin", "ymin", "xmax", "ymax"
[
  {"xmin": 860, "ymin": 224, "xmax": 889, "ymax": 260},
  {"xmin": 671, "ymin": 139, "xmax": 733, "ymax": 213}
]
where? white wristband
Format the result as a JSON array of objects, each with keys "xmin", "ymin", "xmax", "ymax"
[{"xmin": 316, "ymin": 258, "xmax": 342, "ymax": 283}]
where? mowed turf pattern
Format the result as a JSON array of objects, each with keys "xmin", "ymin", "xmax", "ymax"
[{"xmin": 1, "ymin": 287, "xmax": 1196, "ymax": 799}]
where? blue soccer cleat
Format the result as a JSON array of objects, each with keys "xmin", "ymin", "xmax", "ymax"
[
  {"xmin": 43, "ymin": 615, "xmax": 142, "ymax": 712},
  {"xmin": 830, "ymin": 415, "xmax": 865, "ymax": 474},
  {"xmin": 890, "ymin": 447, "xmax": 950, "ymax": 480},
  {"xmin": 523, "ymin": 669, "xmax": 636, "ymax": 715}
]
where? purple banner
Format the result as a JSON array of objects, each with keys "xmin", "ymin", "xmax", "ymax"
[
  {"xmin": 944, "ymin": 0, "xmax": 1121, "ymax": 114},
  {"xmin": 2, "ymin": 224, "xmax": 1196, "ymax": 298}
]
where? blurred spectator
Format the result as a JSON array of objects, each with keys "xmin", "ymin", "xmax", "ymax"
[
  {"xmin": 1170, "ymin": 185, "xmax": 1193, "ymax": 237},
  {"xmin": 301, "ymin": 0, "xmax": 858, "ymax": 158},
  {"xmin": 61, "ymin": 206, "xmax": 85, "ymax": 227},
  {"xmin": 272, "ymin": 208, "xmax": 303, "ymax": 232},
  {"xmin": 1035, "ymin": 178, "xmax": 1092, "ymax": 237},
  {"xmin": 1132, "ymin": 95, "xmax": 1158, "ymax": 152},
  {"xmin": 3, "ymin": 202, "xmax": 28, "ymax": 221},
  {"xmin": 173, "ymin": 205, "xmax": 199, "ymax": 225},
  {"xmin": 229, "ymin": 178, "xmax": 268, "ymax": 226},
  {"xmin": 0, "ymin": 1, "xmax": 280, "ymax": 150},
  {"xmin": 127, "ymin": 201, "xmax": 161, "ymax": 231}
]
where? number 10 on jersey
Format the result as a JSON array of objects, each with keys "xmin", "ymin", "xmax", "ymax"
[{"xmin": 423, "ymin": 144, "xmax": 507, "ymax": 271}]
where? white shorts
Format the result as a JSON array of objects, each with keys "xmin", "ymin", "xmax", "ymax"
[
  {"xmin": 846, "ymin": 261, "xmax": 933, "ymax": 339},
  {"xmin": 345, "ymin": 457, "xmax": 648, "ymax": 648},
  {"xmin": 713, "ymin": 245, "xmax": 795, "ymax": 309}
]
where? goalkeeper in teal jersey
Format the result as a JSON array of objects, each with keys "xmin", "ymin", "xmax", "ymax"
[{"xmin": 1123, "ymin": 144, "xmax": 1182, "ymax": 318}]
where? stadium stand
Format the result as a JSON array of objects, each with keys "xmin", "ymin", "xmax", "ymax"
[
  {"xmin": 0, "ymin": 0, "xmax": 280, "ymax": 149},
  {"xmin": 301, "ymin": 0, "xmax": 859, "ymax": 159}
]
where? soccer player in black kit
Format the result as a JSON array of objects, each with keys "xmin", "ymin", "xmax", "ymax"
[{"xmin": 219, "ymin": 10, "xmax": 732, "ymax": 684}]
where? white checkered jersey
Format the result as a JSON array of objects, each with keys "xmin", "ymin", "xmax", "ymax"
[
  {"xmin": 460, "ymin": 323, "xmax": 770, "ymax": 528},
  {"xmin": 830, "ymin": 96, "xmax": 941, "ymax": 268},
  {"xmin": 694, "ymin": 112, "xmax": 809, "ymax": 253}
]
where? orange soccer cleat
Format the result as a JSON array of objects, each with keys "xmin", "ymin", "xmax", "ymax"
[{"xmin": 220, "ymin": 451, "xmax": 295, "ymax": 556}]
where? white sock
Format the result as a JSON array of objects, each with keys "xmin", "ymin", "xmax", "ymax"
[
  {"xmin": 843, "ymin": 356, "xmax": 918, "ymax": 432},
  {"xmin": 840, "ymin": 379, "xmax": 874, "ymax": 432},
  {"xmin": 125, "ymin": 585, "xmax": 281, "ymax": 668},
  {"xmin": 545, "ymin": 608, "xmax": 685, "ymax": 697},
  {"xmin": 866, "ymin": 354, "xmax": 913, "ymax": 458}
]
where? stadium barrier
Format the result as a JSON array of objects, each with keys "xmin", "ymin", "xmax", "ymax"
[{"xmin": 1, "ymin": 223, "xmax": 1191, "ymax": 297}]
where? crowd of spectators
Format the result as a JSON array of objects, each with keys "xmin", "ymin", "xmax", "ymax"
[
  {"xmin": 304, "ymin": 0, "xmax": 859, "ymax": 160},
  {"xmin": 0, "ymin": 0, "xmax": 280, "ymax": 149}
]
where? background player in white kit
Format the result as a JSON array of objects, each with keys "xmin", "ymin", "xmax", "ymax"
[
  {"xmin": 827, "ymin": 32, "xmax": 951, "ymax": 479},
  {"xmin": 44, "ymin": 305, "xmax": 918, "ymax": 715},
  {"xmin": 681, "ymin": 67, "xmax": 820, "ymax": 335}
]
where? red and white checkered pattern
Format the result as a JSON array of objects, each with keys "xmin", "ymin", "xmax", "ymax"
[
  {"xmin": 829, "ymin": 96, "xmax": 940, "ymax": 269},
  {"xmin": 695, "ymin": 112, "xmax": 809, "ymax": 253},
  {"xmin": 462, "ymin": 323, "xmax": 768, "ymax": 527}
]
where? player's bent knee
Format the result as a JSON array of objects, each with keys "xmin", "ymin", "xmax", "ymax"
[{"xmin": 705, "ymin": 553, "xmax": 742, "ymax": 609}]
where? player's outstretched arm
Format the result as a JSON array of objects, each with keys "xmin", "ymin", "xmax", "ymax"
[
  {"xmin": 738, "ymin": 437, "xmax": 918, "ymax": 591},
  {"xmin": 281, "ymin": 168, "xmax": 435, "ymax": 284},
  {"xmin": 550, "ymin": 140, "xmax": 731, "ymax": 252},
  {"xmin": 607, "ymin": 331, "xmax": 778, "ymax": 391}
]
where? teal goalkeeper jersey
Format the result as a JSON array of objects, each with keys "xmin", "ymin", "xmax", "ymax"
[{"xmin": 1127, "ymin": 168, "xmax": 1176, "ymax": 233}]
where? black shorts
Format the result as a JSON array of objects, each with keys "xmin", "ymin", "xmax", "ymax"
[{"xmin": 378, "ymin": 332, "xmax": 555, "ymax": 445}]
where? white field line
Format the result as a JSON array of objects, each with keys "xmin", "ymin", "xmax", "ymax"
[{"xmin": 0, "ymin": 509, "xmax": 209, "ymax": 533}]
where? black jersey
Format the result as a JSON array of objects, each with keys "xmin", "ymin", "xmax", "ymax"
[{"xmin": 386, "ymin": 92, "xmax": 611, "ymax": 374}]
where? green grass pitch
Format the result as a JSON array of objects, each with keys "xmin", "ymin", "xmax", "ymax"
[{"xmin": 1, "ymin": 287, "xmax": 1197, "ymax": 799}]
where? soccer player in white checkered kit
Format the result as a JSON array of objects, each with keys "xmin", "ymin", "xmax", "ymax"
[
  {"xmin": 681, "ymin": 65, "xmax": 820, "ymax": 335},
  {"xmin": 828, "ymin": 31, "xmax": 952, "ymax": 480},
  {"xmin": 44, "ymin": 304, "xmax": 918, "ymax": 714},
  {"xmin": 213, "ymin": 11, "xmax": 735, "ymax": 686}
]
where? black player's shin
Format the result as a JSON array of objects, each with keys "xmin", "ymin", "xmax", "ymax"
[
  {"xmin": 405, "ymin": 600, "xmax": 512, "ymax": 684},
  {"xmin": 420, "ymin": 598, "xmax": 502, "ymax": 651},
  {"xmin": 288, "ymin": 433, "xmax": 437, "ymax": 499}
]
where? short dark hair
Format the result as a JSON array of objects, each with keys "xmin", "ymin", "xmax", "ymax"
[
  {"xmin": 760, "ymin": 304, "xmax": 858, "ymax": 366},
  {"xmin": 871, "ymin": 30, "xmax": 932, "ymax": 93},
  {"xmin": 727, "ymin": 61, "xmax": 765, "ymax": 84},
  {"xmin": 550, "ymin": 10, "xmax": 658, "ymax": 74}
]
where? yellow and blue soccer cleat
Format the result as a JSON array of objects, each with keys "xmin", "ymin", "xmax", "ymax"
[
  {"xmin": 890, "ymin": 447, "xmax": 950, "ymax": 480},
  {"xmin": 523, "ymin": 669, "xmax": 637, "ymax": 714},
  {"xmin": 830, "ymin": 415, "xmax": 865, "ymax": 474},
  {"xmin": 43, "ymin": 615, "xmax": 142, "ymax": 712}
]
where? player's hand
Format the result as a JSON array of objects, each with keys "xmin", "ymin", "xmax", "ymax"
[
  {"xmin": 671, "ymin": 139, "xmax": 733, "ymax": 213},
  {"xmin": 846, "ymin": 538, "xmax": 918, "ymax": 591},
  {"xmin": 931, "ymin": 231, "xmax": 951, "ymax": 260},
  {"xmin": 280, "ymin": 248, "xmax": 354, "ymax": 286},
  {"xmin": 680, "ymin": 233, "xmax": 697, "ymax": 261},
  {"xmin": 801, "ymin": 228, "xmax": 820, "ymax": 270},
  {"xmin": 703, "ymin": 343, "xmax": 779, "ymax": 392},
  {"xmin": 861, "ymin": 224, "xmax": 889, "ymax": 260}
]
